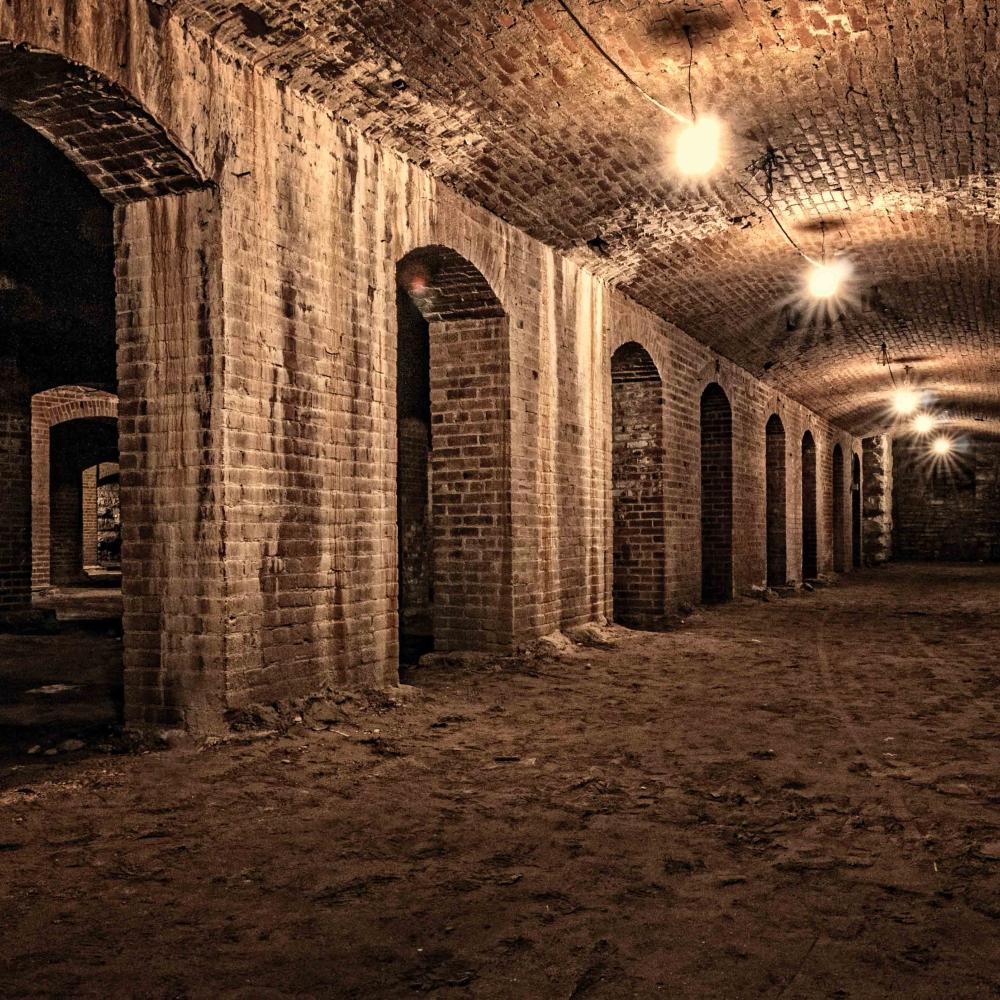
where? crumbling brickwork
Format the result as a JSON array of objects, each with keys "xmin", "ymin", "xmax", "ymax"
[
  {"xmin": 863, "ymin": 436, "xmax": 894, "ymax": 564},
  {"xmin": 700, "ymin": 384, "xmax": 734, "ymax": 603}
]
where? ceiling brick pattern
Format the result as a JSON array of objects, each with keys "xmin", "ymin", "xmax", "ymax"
[{"xmin": 133, "ymin": 2, "xmax": 1000, "ymax": 432}]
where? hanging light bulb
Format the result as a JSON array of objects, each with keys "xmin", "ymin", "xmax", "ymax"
[
  {"xmin": 674, "ymin": 116, "xmax": 722, "ymax": 177},
  {"xmin": 913, "ymin": 413, "xmax": 936, "ymax": 434},
  {"xmin": 806, "ymin": 258, "xmax": 849, "ymax": 299},
  {"xmin": 893, "ymin": 387, "xmax": 919, "ymax": 416},
  {"xmin": 931, "ymin": 436, "xmax": 952, "ymax": 456}
]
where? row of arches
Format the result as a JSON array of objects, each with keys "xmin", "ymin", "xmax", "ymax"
[{"xmin": 609, "ymin": 344, "xmax": 862, "ymax": 626}]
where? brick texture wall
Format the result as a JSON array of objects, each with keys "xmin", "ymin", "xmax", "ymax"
[
  {"xmin": 831, "ymin": 443, "xmax": 847, "ymax": 572},
  {"xmin": 700, "ymin": 383, "xmax": 734, "ymax": 603},
  {"xmin": 0, "ymin": 360, "xmax": 31, "ymax": 610},
  {"xmin": 765, "ymin": 415, "xmax": 787, "ymax": 587},
  {"xmin": 0, "ymin": 1, "xmax": 862, "ymax": 728},
  {"xmin": 31, "ymin": 387, "xmax": 118, "ymax": 591},
  {"xmin": 893, "ymin": 436, "xmax": 1000, "ymax": 561},
  {"xmin": 801, "ymin": 432, "xmax": 819, "ymax": 580},
  {"xmin": 863, "ymin": 436, "xmax": 894, "ymax": 564},
  {"xmin": 82, "ymin": 466, "xmax": 98, "ymax": 569},
  {"xmin": 611, "ymin": 343, "xmax": 665, "ymax": 627}
]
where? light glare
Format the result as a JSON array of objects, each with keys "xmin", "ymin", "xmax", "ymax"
[
  {"xmin": 674, "ymin": 116, "xmax": 722, "ymax": 177},
  {"xmin": 913, "ymin": 413, "xmax": 936, "ymax": 434},
  {"xmin": 807, "ymin": 260, "xmax": 848, "ymax": 299},
  {"xmin": 893, "ymin": 387, "xmax": 919, "ymax": 416},
  {"xmin": 932, "ymin": 436, "xmax": 952, "ymax": 456}
]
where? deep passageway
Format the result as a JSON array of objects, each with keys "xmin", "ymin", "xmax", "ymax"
[{"xmin": 1, "ymin": 564, "xmax": 996, "ymax": 997}]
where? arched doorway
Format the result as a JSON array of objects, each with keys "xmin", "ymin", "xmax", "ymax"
[
  {"xmin": 611, "ymin": 343, "xmax": 665, "ymax": 627},
  {"xmin": 801, "ymin": 431, "xmax": 818, "ymax": 581},
  {"xmin": 851, "ymin": 453, "xmax": 863, "ymax": 569},
  {"xmin": 0, "ymin": 41, "xmax": 214, "ymax": 731},
  {"xmin": 765, "ymin": 414, "xmax": 787, "ymax": 587},
  {"xmin": 832, "ymin": 443, "xmax": 846, "ymax": 572},
  {"xmin": 700, "ymin": 383, "xmax": 733, "ymax": 603},
  {"xmin": 396, "ymin": 246, "xmax": 512, "ymax": 663}
]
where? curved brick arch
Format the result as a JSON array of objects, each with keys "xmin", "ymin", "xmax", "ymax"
[
  {"xmin": 398, "ymin": 245, "xmax": 506, "ymax": 322},
  {"xmin": 765, "ymin": 413, "xmax": 787, "ymax": 588},
  {"xmin": 0, "ymin": 41, "xmax": 206, "ymax": 203},
  {"xmin": 395, "ymin": 245, "xmax": 512, "ymax": 655},
  {"xmin": 31, "ymin": 387, "xmax": 119, "ymax": 591},
  {"xmin": 611, "ymin": 342, "xmax": 665, "ymax": 627}
]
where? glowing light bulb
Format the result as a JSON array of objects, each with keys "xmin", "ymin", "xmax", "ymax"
[
  {"xmin": 807, "ymin": 259, "xmax": 848, "ymax": 299},
  {"xmin": 913, "ymin": 413, "xmax": 936, "ymax": 434},
  {"xmin": 674, "ymin": 116, "xmax": 722, "ymax": 177},
  {"xmin": 932, "ymin": 436, "xmax": 952, "ymax": 456},
  {"xmin": 893, "ymin": 387, "xmax": 919, "ymax": 416}
]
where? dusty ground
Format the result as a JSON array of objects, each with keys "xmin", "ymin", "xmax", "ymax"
[{"xmin": 0, "ymin": 564, "xmax": 998, "ymax": 999}]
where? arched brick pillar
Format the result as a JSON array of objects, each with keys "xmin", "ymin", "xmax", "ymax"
[
  {"xmin": 396, "ymin": 246, "xmax": 513, "ymax": 655},
  {"xmin": 765, "ymin": 414, "xmax": 787, "ymax": 588},
  {"xmin": 611, "ymin": 342, "xmax": 665, "ymax": 627},
  {"xmin": 0, "ymin": 40, "xmax": 226, "ymax": 729},
  {"xmin": 700, "ymin": 383, "xmax": 733, "ymax": 603},
  {"xmin": 31, "ymin": 387, "xmax": 118, "ymax": 591},
  {"xmin": 802, "ymin": 431, "xmax": 818, "ymax": 580}
]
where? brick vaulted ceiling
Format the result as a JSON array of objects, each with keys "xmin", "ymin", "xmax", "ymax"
[{"xmin": 166, "ymin": 0, "xmax": 1000, "ymax": 436}]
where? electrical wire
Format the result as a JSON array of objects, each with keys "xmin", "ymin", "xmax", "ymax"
[{"xmin": 554, "ymin": 0, "xmax": 817, "ymax": 263}]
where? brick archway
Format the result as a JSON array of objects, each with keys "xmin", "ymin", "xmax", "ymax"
[
  {"xmin": 396, "ymin": 245, "xmax": 512, "ymax": 656},
  {"xmin": 31, "ymin": 387, "xmax": 118, "ymax": 590},
  {"xmin": 832, "ymin": 443, "xmax": 847, "ymax": 572},
  {"xmin": 802, "ymin": 431, "xmax": 818, "ymax": 581},
  {"xmin": 700, "ymin": 383, "xmax": 733, "ymax": 603},
  {"xmin": 0, "ymin": 38, "xmax": 221, "ymax": 728},
  {"xmin": 0, "ymin": 41, "xmax": 205, "ymax": 203},
  {"xmin": 611, "ymin": 342, "xmax": 665, "ymax": 627},
  {"xmin": 765, "ymin": 414, "xmax": 787, "ymax": 588}
]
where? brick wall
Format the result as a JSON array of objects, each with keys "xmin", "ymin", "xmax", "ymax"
[
  {"xmin": 0, "ymin": 359, "xmax": 31, "ymax": 610},
  {"xmin": 700, "ymin": 384, "xmax": 734, "ymax": 602},
  {"xmin": 611, "ymin": 343, "xmax": 665, "ymax": 627},
  {"xmin": 831, "ymin": 443, "xmax": 847, "ymax": 572},
  {"xmin": 0, "ymin": 1, "xmax": 862, "ymax": 727},
  {"xmin": 765, "ymin": 415, "xmax": 787, "ymax": 587},
  {"xmin": 31, "ymin": 387, "xmax": 118, "ymax": 590},
  {"xmin": 893, "ymin": 436, "xmax": 1000, "ymax": 561},
  {"xmin": 82, "ymin": 466, "xmax": 98, "ymax": 569}
]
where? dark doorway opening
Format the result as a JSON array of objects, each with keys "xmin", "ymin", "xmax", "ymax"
[
  {"xmin": 611, "ymin": 343, "xmax": 665, "ymax": 627},
  {"xmin": 802, "ymin": 431, "xmax": 818, "ymax": 580},
  {"xmin": 832, "ymin": 443, "xmax": 846, "ymax": 572},
  {"xmin": 700, "ymin": 383, "xmax": 733, "ymax": 603},
  {"xmin": 852, "ymin": 453, "xmax": 862, "ymax": 569},
  {"xmin": 765, "ymin": 414, "xmax": 787, "ymax": 587}
]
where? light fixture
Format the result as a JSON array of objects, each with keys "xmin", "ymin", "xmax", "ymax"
[
  {"xmin": 913, "ymin": 413, "xmax": 936, "ymax": 434},
  {"xmin": 893, "ymin": 386, "xmax": 919, "ymax": 416},
  {"xmin": 674, "ymin": 115, "xmax": 722, "ymax": 177},
  {"xmin": 931, "ymin": 436, "xmax": 952, "ymax": 456},
  {"xmin": 806, "ymin": 258, "xmax": 848, "ymax": 299}
]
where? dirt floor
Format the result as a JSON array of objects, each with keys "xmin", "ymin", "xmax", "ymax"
[{"xmin": 0, "ymin": 564, "xmax": 998, "ymax": 999}]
